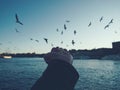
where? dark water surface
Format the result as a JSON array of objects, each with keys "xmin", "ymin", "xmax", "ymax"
[{"xmin": 0, "ymin": 58, "xmax": 120, "ymax": 90}]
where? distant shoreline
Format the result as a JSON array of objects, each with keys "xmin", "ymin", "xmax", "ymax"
[
  {"xmin": 0, "ymin": 50, "xmax": 120, "ymax": 60},
  {"xmin": 0, "ymin": 41, "xmax": 120, "ymax": 60}
]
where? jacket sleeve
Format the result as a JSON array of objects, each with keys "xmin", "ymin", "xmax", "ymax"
[{"xmin": 31, "ymin": 60, "xmax": 79, "ymax": 90}]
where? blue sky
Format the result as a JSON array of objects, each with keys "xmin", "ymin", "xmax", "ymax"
[{"xmin": 0, "ymin": 0, "xmax": 120, "ymax": 54}]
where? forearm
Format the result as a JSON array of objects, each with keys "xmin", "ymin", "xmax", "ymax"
[{"xmin": 31, "ymin": 60, "xmax": 79, "ymax": 90}]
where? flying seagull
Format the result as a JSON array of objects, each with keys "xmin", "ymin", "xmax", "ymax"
[
  {"xmin": 61, "ymin": 31, "xmax": 63, "ymax": 35},
  {"xmin": 15, "ymin": 28, "xmax": 19, "ymax": 33},
  {"xmin": 44, "ymin": 38, "xmax": 48, "ymax": 44},
  {"xmin": 35, "ymin": 40, "xmax": 39, "ymax": 43},
  {"xmin": 104, "ymin": 24, "xmax": 109, "ymax": 29},
  {"xmin": 61, "ymin": 41, "xmax": 63, "ymax": 44},
  {"xmin": 99, "ymin": 16, "xmax": 103, "ymax": 22},
  {"xmin": 64, "ymin": 24, "xmax": 67, "ymax": 30},
  {"xmin": 74, "ymin": 30, "xmax": 77, "ymax": 35},
  {"xmin": 30, "ymin": 38, "xmax": 33, "ymax": 40},
  {"xmin": 56, "ymin": 28, "xmax": 59, "ymax": 32},
  {"xmin": 66, "ymin": 20, "xmax": 70, "ymax": 23},
  {"xmin": 15, "ymin": 13, "xmax": 23, "ymax": 25},
  {"xmin": 72, "ymin": 40, "xmax": 75, "ymax": 46},
  {"xmin": 88, "ymin": 22, "xmax": 91, "ymax": 27},
  {"xmin": 109, "ymin": 19, "xmax": 113, "ymax": 24}
]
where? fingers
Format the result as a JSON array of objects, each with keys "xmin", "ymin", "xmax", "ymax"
[
  {"xmin": 51, "ymin": 47, "xmax": 71, "ymax": 59},
  {"xmin": 51, "ymin": 47, "xmax": 70, "ymax": 55},
  {"xmin": 51, "ymin": 47, "xmax": 59, "ymax": 52},
  {"xmin": 44, "ymin": 47, "xmax": 73, "ymax": 64}
]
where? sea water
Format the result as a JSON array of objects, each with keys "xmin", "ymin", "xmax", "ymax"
[{"xmin": 0, "ymin": 58, "xmax": 120, "ymax": 90}]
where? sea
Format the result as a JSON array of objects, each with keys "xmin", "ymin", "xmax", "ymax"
[{"xmin": 0, "ymin": 58, "xmax": 120, "ymax": 90}]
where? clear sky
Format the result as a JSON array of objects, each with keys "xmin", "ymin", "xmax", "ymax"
[{"xmin": 0, "ymin": 0, "xmax": 120, "ymax": 54}]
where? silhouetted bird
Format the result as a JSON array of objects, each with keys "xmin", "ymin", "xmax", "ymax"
[
  {"xmin": 66, "ymin": 20, "xmax": 70, "ymax": 23},
  {"xmin": 104, "ymin": 24, "xmax": 109, "ymax": 29},
  {"xmin": 15, "ymin": 28, "xmax": 19, "ymax": 33},
  {"xmin": 61, "ymin": 41, "xmax": 63, "ymax": 44},
  {"xmin": 30, "ymin": 38, "xmax": 33, "ymax": 40},
  {"xmin": 44, "ymin": 38, "xmax": 48, "ymax": 44},
  {"xmin": 109, "ymin": 19, "xmax": 113, "ymax": 24},
  {"xmin": 74, "ymin": 30, "xmax": 76, "ymax": 35},
  {"xmin": 35, "ymin": 40, "xmax": 39, "ymax": 43},
  {"xmin": 64, "ymin": 24, "xmax": 67, "ymax": 30},
  {"xmin": 61, "ymin": 31, "xmax": 63, "ymax": 35},
  {"xmin": 88, "ymin": 22, "xmax": 91, "ymax": 27},
  {"xmin": 72, "ymin": 40, "xmax": 75, "ymax": 46},
  {"xmin": 56, "ymin": 29, "xmax": 59, "ymax": 32},
  {"xmin": 99, "ymin": 16, "xmax": 103, "ymax": 22},
  {"xmin": 15, "ymin": 13, "xmax": 23, "ymax": 25}
]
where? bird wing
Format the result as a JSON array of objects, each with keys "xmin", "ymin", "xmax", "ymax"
[
  {"xmin": 104, "ymin": 25, "xmax": 109, "ymax": 29},
  {"xmin": 66, "ymin": 20, "xmax": 70, "ymax": 23},
  {"xmin": 35, "ymin": 40, "xmax": 39, "ymax": 42},
  {"xmin": 44, "ymin": 38, "xmax": 48, "ymax": 43},
  {"xmin": 64, "ymin": 24, "xmax": 67, "ymax": 30},
  {"xmin": 88, "ymin": 22, "xmax": 91, "ymax": 27},
  {"xmin": 15, "ymin": 14, "xmax": 19, "ymax": 22},
  {"xmin": 18, "ymin": 21, "xmax": 23, "ymax": 25},
  {"xmin": 15, "ymin": 13, "xmax": 23, "ymax": 25},
  {"xmin": 100, "ymin": 18, "xmax": 102, "ymax": 22}
]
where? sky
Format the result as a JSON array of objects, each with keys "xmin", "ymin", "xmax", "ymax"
[{"xmin": 0, "ymin": 0, "xmax": 120, "ymax": 54}]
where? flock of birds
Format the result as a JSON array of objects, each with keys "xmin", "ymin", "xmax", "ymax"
[
  {"xmin": 14, "ymin": 13, "xmax": 78, "ymax": 47},
  {"xmin": 88, "ymin": 16, "xmax": 114, "ymax": 29},
  {"xmin": 55, "ymin": 21, "xmax": 78, "ymax": 46},
  {"xmin": 55, "ymin": 16, "xmax": 115, "ymax": 46},
  {"xmin": 0, "ymin": 13, "xmax": 119, "ymax": 52},
  {"xmin": 15, "ymin": 13, "xmax": 49, "ymax": 44}
]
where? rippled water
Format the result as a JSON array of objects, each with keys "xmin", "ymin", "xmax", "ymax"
[{"xmin": 0, "ymin": 58, "xmax": 120, "ymax": 90}]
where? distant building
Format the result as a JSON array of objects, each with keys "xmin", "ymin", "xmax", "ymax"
[{"xmin": 112, "ymin": 41, "xmax": 120, "ymax": 50}]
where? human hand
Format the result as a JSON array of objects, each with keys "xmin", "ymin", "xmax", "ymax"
[{"xmin": 44, "ymin": 47, "xmax": 73, "ymax": 64}]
